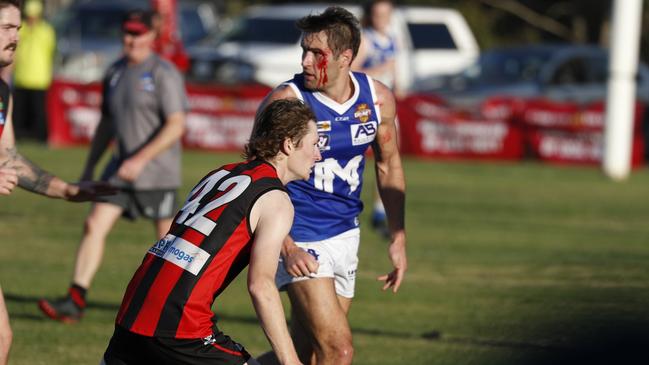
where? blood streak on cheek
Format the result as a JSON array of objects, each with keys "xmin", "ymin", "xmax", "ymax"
[{"xmin": 316, "ymin": 52, "xmax": 329, "ymax": 88}]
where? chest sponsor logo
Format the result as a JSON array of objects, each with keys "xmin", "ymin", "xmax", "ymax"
[
  {"xmin": 317, "ymin": 120, "xmax": 331, "ymax": 132},
  {"xmin": 354, "ymin": 103, "xmax": 372, "ymax": 123},
  {"xmin": 350, "ymin": 121, "xmax": 377, "ymax": 146},
  {"xmin": 148, "ymin": 234, "xmax": 210, "ymax": 276},
  {"xmin": 139, "ymin": 72, "xmax": 155, "ymax": 92}
]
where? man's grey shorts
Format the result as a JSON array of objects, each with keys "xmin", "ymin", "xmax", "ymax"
[{"xmin": 100, "ymin": 189, "xmax": 178, "ymax": 221}]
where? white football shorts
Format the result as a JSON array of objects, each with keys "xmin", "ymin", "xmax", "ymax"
[{"xmin": 275, "ymin": 228, "xmax": 360, "ymax": 298}]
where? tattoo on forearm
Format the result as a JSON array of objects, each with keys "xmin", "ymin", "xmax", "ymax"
[{"xmin": 2, "ymin": 147, "xmax": 54, "ymax": 194}]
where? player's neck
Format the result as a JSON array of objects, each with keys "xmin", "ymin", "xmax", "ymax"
[
  {"xmin": 321, "ymin": 72, "xmax": 354, "ymax": 104},
  {"xmin": 266, "ymin": 158, "xmax": 291, "ymax": 185}
]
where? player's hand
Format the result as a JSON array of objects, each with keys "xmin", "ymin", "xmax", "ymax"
[
  {"xmin": 377, "ymin": 231, "xmax": 407, "ymax": 293},
  {"xmin": 0, "ymin": 168, "xmax": 18, "ymax": 195},
  {"xmin": 283, "ymin": 244, "xmax": 319, "ymax": 278},
  {"xmin": 64, "ymin": 181, "xmax": 118, "ymax": 202},
  {"xmin": 117, "ymin": 156, "xmax": 147, "ymax": 182}
]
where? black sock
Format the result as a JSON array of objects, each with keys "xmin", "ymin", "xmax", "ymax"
[{"xmin": 68, "ymin": 283, "xmax": 87, "ymax": 309}]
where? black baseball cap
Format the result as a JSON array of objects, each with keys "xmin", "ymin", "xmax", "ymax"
[{"xmin": 122, "ymin": 9, "xmax": 154, "ymax": 35}]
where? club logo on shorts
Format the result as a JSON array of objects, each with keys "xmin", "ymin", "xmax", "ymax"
[{"xmin": 306, "ymin": 248, "xmax": 320, "ymax": 261}]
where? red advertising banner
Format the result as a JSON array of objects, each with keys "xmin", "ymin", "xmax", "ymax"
[
  {"xmin": 47, "ymin": 80, "xmax": 272, "ymax": 151},
  {"xmin": 520, "ymin": 98, "xmax": 645, "ymax": 166},
  {"xmin": 527, "ymin": 129, "xmax": 645, "ymax": 167},
  {"xmin": 397, "ymin": 94, "xmax": 524, "ymax": 159},
  {"xmin": 183, "ymin": 83, "xmax": 271, "ymax": 151},
  {"xmin": 47, "ymin": 82, "xmax": 646, "ymax": 167},
  {"xmin": 521, "ymin": 98, "xmax": 644, "ymax": 133}
]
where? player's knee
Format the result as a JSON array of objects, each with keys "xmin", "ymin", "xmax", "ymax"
[
  {"xmin": 83, "ymin": 214, "xmax": 109, "ymax": 237},
  {"xmin": 322, "ymin": 336, "xmax": 353, "ymax": 364}
]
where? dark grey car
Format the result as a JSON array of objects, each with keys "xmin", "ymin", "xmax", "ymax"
[{"xmin": 414, "ymin": 44, "xmax": 649, "ymax": 109}]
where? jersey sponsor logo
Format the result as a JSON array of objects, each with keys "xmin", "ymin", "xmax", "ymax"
[
  {"xmin": 313, "ymin": 155, "xmax": 363, "ymax": 194},
  {"xmin": 148, "ymin": 234, "xmax": 211, "ymax": 275},
  {"xmin": 317, "ymin": 120, "xmax": 331, "ymax": 132},
  {"xmin": 350, "ymin": 121, "xmax": 377, "ymax": 146},
  {"xmin": 354, "ymin": 103, "xmax": 372, "ymax": 123},
  {"xmin": 318, "ymin": 134, "xmax": 331, "ymax": 151},
  {"xmin": 139, "ymin": 72, "xmax": 155, "ymax": 92}
]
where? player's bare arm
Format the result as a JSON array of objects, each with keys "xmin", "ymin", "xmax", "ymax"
[
  {"xmin": 118, "ymin": 111, "xmax": 185, "ymax": 182},
  {"xmin": 372, "ymin": 80, "xmax": 408, "ymax": 293},
  {"xmin": 248, "ymin": 190, "xmax": 303, "ymax": 365},
  {"xmin": 0, "ymin": 100, "xmax": 115, "ymax": 201}
]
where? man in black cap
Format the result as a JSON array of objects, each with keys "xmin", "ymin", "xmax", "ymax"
[{"xmin": 38, "ymin": 9, "xmax": 189, "ymax": 323}]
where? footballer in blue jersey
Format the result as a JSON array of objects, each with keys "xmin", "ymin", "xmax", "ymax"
[
  {"xmin": 255, "ymin": 6, "xmax": 407, "ymax": 365},
  {"xmin": 282, "ymin": 71, "xmax": 380, "ymax": 242}
]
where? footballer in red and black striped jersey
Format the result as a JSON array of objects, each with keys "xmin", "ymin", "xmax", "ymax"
[
  {"xmin": 116, "ymin": 160, "xmax": 285, "ymax": 339},
  {"xmin": 104, "ymin": 98, "xmax": 321, "ymax": 365}
]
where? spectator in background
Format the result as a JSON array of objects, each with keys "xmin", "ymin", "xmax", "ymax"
[
  {"xmin": 12, "ymin": 0, "xmax": 55, "ymax": 142},
  {"xmin": 352, "ymin": 0, "xmax": 400, "ymax": 238},
  {"xmin": 151, "ymin": 0, "xmax": 189, "ymax": 73},
  {"xmin": 38, "ymin": 9, "xmax": 188, "ymax": 323}
]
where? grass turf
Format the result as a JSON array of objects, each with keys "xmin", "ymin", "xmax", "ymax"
[{"xmin": 2, "ymin": 143, "xmax": 649, "ymax": 364}]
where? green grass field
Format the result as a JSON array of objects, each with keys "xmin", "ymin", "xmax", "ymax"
[{"xmin": 2, "ymin": 143, "xmax": 649, "ymax": 364}]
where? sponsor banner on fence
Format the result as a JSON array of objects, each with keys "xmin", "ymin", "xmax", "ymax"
[
  {"xmin": 527, "ymin": 129, "xmax": 645, "ymax": 167},
  {"xmin": 520, "ymin": 98, "xmax": 645, "ymax": 132},
  {"xmin": 47, "ymin": 79, "xmax": 272, "ymax": 151},
  {"xmin": 520, "ymin": 98, "xmax": 645, "ymax": 166},
  {"xmin": 397, "ymin": 94, "xmax": 524, "ymax": 159}
]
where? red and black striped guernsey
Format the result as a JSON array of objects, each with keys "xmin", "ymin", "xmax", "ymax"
[{"xmin": 115, "ymin": 159, "xmax": 286, "ymax": 339}]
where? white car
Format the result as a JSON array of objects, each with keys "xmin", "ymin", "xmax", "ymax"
[{"xmin": 191, "ymin": 3, "xmax": 479, "ymax": 91}]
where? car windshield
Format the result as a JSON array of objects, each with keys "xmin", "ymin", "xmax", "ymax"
[
  {"xmin": 221, "ymin": 17, "xmax": 300, "ymax": 44},
  {"xmin": 464, "ymin": 48, "xmax": 554, "ymax": 84},
  {"xmin": 58, "ymin": 8, "xmax": 126, "ymax": 41},
  {"xmin": 407, "ymin": 23, "xmax": 457, "ymax": 50}
]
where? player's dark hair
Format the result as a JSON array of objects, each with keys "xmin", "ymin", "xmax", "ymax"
[
  {"xmin": 0, "ymin": 0, "xmax": 21, "ymax": 10},
  {"xmin": 296, "ymin": 6, "xmax": 361, "ymax": 60},
  {"xmin": 245, "ymin": 99, "xmax": 315, "ymax": 161}
]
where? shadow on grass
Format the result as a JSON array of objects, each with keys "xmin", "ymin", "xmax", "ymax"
[{"xmin": 9, "ymin": 292, "xmax": 648, "ymax": 363}]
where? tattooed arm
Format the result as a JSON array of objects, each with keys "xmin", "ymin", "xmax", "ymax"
[
  {"xmin": 0, "ymin": 96, "xmax": 115, "ymax": 200},
  {"xmin": 0, "ymin": 145, "xmax": 72, "ymax": 198}
]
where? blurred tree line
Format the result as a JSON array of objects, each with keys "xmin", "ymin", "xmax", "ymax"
[{"xmin": 220, "ymin": 0, "xmax": 649, "ymax": 63}]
